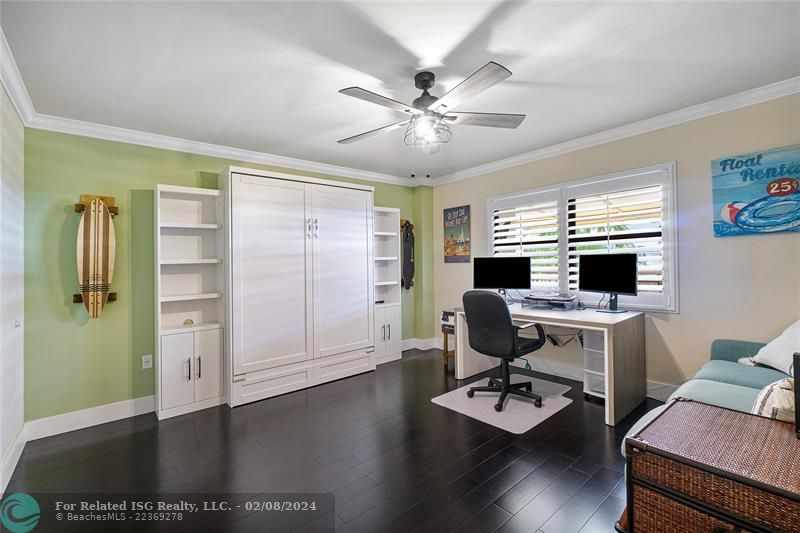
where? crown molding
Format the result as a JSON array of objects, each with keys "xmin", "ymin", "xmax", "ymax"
[
  {"xmin": 26, "ymin": 112, "xmax": 413, "ymax": 186},
  {"xmin": 3, "ymin": 23, "xmax": 798, "ymax": 189},
  {"xmin": 429, "ymin": 76, "xmax": 800, "ymax": 186},
  {"xmin": 0, "ymin": 28, "xmax": 412, "ymax": 187},
  {"xmin": 0, "ymin": 26, "xmax": 35, "ymax": 124}
]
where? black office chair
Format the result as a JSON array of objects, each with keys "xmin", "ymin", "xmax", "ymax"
[{"xmin": 462, "ymin": 290, "xmax": 547, "ymax": 412}]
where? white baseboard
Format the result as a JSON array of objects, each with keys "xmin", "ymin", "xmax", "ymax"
[
  {"xmin": 1, "ymin": 424, "xmax": 27, "ymax": 496},
  {"xmin": 26, "ymin": 395, "xmax": 155, "ymax": 441},
  {"xmin": 646, "ymin": 380, "xmax": 680, "ymax": 402},
  {"xmin": 401, "ymin": 338, "xmax": 437, "ymax": 351}
]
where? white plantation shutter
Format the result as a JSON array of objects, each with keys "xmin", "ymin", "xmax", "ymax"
[
  {"xmin": 566, "ymin": 185, "xmax": 664, "ymax": 294},
  {"xmin": 491, "ymin": 198, "xmax": 560, "ymax": 291},
  {"xmin": 486, "ymin": 163, "xmax": 678, "ymax": 311}
]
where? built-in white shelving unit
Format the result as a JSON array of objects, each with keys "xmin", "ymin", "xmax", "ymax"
[
  {"xmin": 159, "ymin": 222, "xmax": 221, "ymax": 230},
  {"xmin": 155, "ymin": 184, "xmax": 226, "ymax": 420},
  {"xmin": 373, "ymin": 207, "xmax": 402, "ymax": 365}
]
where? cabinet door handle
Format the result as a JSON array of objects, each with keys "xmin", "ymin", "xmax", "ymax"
[
  {"xmin": 313, "ymin": 218, "xmax": 319, "ymax": 238},
  {"xmin": 306, "ymin": 218, "xmax": 312, "ymax": 238},
  {"xmin": 186, "ymin": 358, "xmax": 192, "ymax": 381},
  {"xmin": 387, "ymin": 324, "xmax": 391, "ymax": 340},
  {"xmin": 381, "ymin": 325, "xmax": 385, "ymax": 341},
  {"xmin": 197, "ymin": 356, "xmax": 202, "ymax": 379}
]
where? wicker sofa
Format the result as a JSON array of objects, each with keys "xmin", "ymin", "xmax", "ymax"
[{"xmin": 623, "ymin": 339, "xmax": 791, "ymax": 451}]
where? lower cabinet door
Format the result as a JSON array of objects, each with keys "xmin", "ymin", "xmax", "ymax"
[
  {"xmin": 385, "ymin": 305, "xmax": 402, "ymax": 357},
  {"xmin": 194, "ymin": 328, "xmax": 223, "ymax": 401},
  {"xmin": 161, "ymin": 333, "xmax": 195, "ymax": 410},
  {"xmin": 373, "ymin": 308, "xmax": 386, "ymax": 358}
]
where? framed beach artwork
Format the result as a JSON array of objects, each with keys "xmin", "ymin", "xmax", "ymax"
[
  {"xmin": 444, "ymin": 205, "xmax": 471, "ymax": 263},
  {"xmin": 712, "ymin": 144, "xmax": 800, "ymax": 237}
]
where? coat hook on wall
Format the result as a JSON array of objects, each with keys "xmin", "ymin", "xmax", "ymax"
[{"xmin": 72, "ymin": 195, "xmax": 118, "ymax": 317}]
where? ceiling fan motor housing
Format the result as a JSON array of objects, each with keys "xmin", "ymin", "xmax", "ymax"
[
  {"xmin": 414, "ymin": 71, "xmax": 435, "ymax": 90},
  {"xmin": 412, "ymin": 71, "xmax": 440, "ymax": 110}
]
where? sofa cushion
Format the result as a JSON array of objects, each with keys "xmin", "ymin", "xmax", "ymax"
[
  {"xmin": 693, "ymin": 360, "xmax": 789, "ymax": 390},
  {"xmin": 668, "ymin": 379, "xmax": 760, "ymax": 413}
]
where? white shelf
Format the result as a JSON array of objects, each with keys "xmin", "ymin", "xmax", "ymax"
[
  {"xmin": 160, "ymin": 223, "xmax": 221, "ymax": 230},
  {"xmin": 374, "ymin": 231, "xmax": 398, "ymax": 237},
  {"xmin": 160, "ymin": 322, "xmax": 223, "ymax": 335},
  {"xmin": 160, "ymin": 258, "xmax": 222, "ymax": 265},
  {"xmin": 375, "ymin": 302, "xmax": 401, "ymax": 308},
  {"xmin": 158, "ymin": 185, "xmax": 221, "ymax": 197},
  {"xmin": 375, "ymin": 281, "xmax": 399, "ymax": 286},
  {"xmin": 375, "ymin": 257, "xmax": 399, "ymax": 261},
  {"xmin": 160, "ymin": 292, "xmax": 222, "ymax": 303}
]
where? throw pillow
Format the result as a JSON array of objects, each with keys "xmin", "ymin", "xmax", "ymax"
[
  {"xmin": 752, "ymin": 378, "xmax": 795, "ymax": 423},
  {"xmin": 753, "ymin": 320, "xmax": 800, "ymax": 376}
]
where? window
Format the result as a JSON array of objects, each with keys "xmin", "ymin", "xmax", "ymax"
[
  {"xmin": 487, "ymin": 163, "xmax": 678, "ymax": 312},
  {"xmin": 490, "ymin": 195, "xmax": 560, "ymax": 291}
]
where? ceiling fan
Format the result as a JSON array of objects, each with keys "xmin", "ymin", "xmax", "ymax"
[{"xmin": 337, "ymin": 61, "xmax": 525, "ymax": 149}]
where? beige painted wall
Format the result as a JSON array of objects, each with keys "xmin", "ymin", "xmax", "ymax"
[{"xmin": 434, "ymin": 94, "xmax": 800, "ymax": 387}]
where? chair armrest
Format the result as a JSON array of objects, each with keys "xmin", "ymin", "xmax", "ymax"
[
  {"xmin": 513, "ymin": 321, "xmax": 539, "ymax": 330},
  {"xmin": 710, "ymin": 339, "xmax": 766, "ymax": 362},
  {"xmin": 515, "ymin": 323, "xmax": 546, "ymax": 353}
]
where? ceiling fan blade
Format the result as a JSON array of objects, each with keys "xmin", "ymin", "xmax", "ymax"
[
  {"xmin": 339, "ymin": 87, "xmax": 420, "ymax": 115},
  {"xmin": 337, "ymin": 120, "xmax": 410, "ymax": 144},
  {"xmin": 445, "ymin": 112, "xmax": 526, "ymax": 129},
  {"xmin": 430, "ymin": 61, "xmax": 512, "ymax": 113}
]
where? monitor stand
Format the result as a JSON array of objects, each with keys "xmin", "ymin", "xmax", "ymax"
[
  {"xmin": 597, "ymin": 293, "xmax": 627, "ymax": 313},
  {"xmin": 497, "ymin": 288, "xmax": 515, "ymax": 305}
]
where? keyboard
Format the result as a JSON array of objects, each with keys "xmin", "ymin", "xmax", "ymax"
[{"xmin": 525, "ymin": 292, "xmax": 576, "ymax": 302}]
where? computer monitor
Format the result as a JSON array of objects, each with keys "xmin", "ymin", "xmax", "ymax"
[
  {"xmin": 473, "ymin": 257, "xmax": 531, "ymax": 290},
  {"xmin": 578, "ymin": 253, "xmax": 638, "ymax": 313}
]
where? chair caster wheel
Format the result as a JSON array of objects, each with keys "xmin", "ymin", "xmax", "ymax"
[
  {"xmin": 494, "ymin": 403, "xmax": 503, "ymax": 412},
  {"xmin": 534, "ymin": 399, "xmax": 542, "ymax": 408},
  {"xmin": 466, "ymin": 390, "xmax": 474, "ymax": 398}
]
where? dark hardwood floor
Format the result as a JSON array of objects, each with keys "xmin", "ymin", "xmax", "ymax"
[{"xmin": 6, "ymin": 349, "xmax": 660, "ymax": 532}]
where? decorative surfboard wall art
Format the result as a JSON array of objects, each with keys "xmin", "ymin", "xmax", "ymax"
[{"xmin": 73, "ymin": 195, "xmax": 118, "ymax": 318}]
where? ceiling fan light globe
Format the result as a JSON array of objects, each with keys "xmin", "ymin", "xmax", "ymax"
[{"xmin": 404, "ymin": 115, "xmax": 452, "ymax": 153}]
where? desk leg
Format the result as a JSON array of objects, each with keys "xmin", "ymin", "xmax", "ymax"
[
  {"xmin": 455, "ymin": 313, "xmax": 497, "ymax": 380},
  {"xmin": 607, "ymin": 315, "xmax": 647, "ymax": 425}
]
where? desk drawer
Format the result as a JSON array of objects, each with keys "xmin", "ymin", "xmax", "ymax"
[
  {"xmin": 583, "ymin": 348, "xmax": 604, "ymax": 374},
  {"xmin": 583, "ymin": 329, "xmax": 604, "ymax": 352}
]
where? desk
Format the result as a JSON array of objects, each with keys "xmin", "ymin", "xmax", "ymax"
[{"xmin": 455, "ymin": 303, "xmax": 645, "ymax": 426}]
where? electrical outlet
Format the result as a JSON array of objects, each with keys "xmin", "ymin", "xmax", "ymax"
[{"xmin": 142, "ymin": 354, "xmax": 153, "ymax": 370}]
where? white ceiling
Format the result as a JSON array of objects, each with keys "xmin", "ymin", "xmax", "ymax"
[{"xmin": 2, "ymin": 1, "xmax": 799, "ymax": 179}]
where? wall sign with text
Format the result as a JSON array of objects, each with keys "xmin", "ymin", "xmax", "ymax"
[
  {"xmin": 443, "ymin": 205, "xmax": 471, "ymax": 263},
  {"xmin": 712, "ymin": 144, "xmax": 800, "ymax": 237}
]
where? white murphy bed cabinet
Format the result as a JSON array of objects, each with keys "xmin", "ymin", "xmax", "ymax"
[
  {"xmin": 373, "ymin": 207, "xmax": 402, "ymax": 365},
  {"xmin": 220, "ymin": 167, "xmax": 376, "ymax": 407},
  {"xmin": 155, "ymin": 185, "xmax": 226, "ymax": 419}
]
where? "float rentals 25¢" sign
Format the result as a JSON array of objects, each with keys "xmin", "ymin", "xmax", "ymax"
[{"xmin": 712, "ymin": 144, "xmax": 800, "ymax": 237}]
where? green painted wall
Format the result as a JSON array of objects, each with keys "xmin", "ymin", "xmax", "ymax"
[
  {"xmin": 24, "ymin": 128, "xmax": 433, "ymax": 421},
  {"xmin": 412, "ymin": 186, "xmax": 435, "ymax": 338}
]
